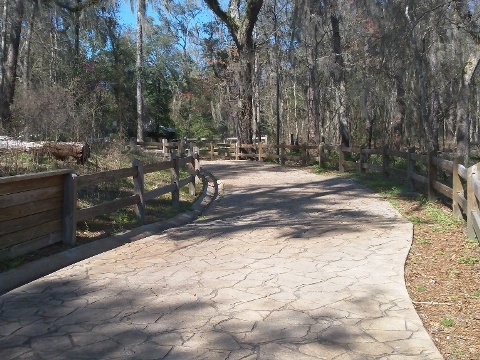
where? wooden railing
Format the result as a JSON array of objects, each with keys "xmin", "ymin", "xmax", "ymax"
[
  {"xmin": 0, "ymin": 154, "xmax": 200, "ymax": 259},
  {"xmin": 184, "ymin": 140, "xmax": 479, "ymax": 241}
]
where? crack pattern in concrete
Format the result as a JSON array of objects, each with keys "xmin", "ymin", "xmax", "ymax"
[{"xmin": 0, "ymin": 161, "xmax": 443, "ymax": 359}]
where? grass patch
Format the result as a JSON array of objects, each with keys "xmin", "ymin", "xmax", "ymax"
[
  {"xmin": 458, "ymin": 256, "xmax": 480, "ymax": 265},
  {"xmin": 417, "ymin": 285, "xmax": 427, "ymax": 292},
  {"xmin": 440, "ymin": 317, "xmax": 456, "ymax": 327},
  {"xmin": 417, "ymin": 237, "xmax": 432, "ymax": 244}
]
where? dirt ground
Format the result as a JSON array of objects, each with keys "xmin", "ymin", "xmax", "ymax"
[{"xmin": 400, "ymin": 199, "xmax": 480, "ymax": 360}]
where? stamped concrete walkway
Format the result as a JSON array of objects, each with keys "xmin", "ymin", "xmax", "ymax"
[{"xmin": 0, "ymin": 161, "xmax": 443, "ymax": 359}]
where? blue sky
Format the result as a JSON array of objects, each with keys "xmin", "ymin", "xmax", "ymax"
[
  {"xmin": 117, "ymin": 1, "xmax": 223, "ymax": 29},
  {"xmin": 117, "ymin": 2, "xmax": 157, "ymax": 28}
]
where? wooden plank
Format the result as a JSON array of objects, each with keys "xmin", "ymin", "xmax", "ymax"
[
  {"xmin": 178, "ymin": 177, "xmax": 191, "ymax": 189},
  {"xmin": 0, "ymin": 232, "xmax": 62, "ymax": 259},
  {"xmin": 458, "ymin": 164, "xmax": 467, "ymax": 180},
  {"xmin": 364, "ymin": 163, "xmax": 383, "ymax": 172},
  {"xmin": 385, "ymin": 149, "xmax": 408, "ymax": 158},
  {"xmin": 63, "ymin": 173, "xmax": 77, "ymax": 246},
  {"xmin": 473, "ymin": 175, "xmax": 480, "ymax": 198},
  {"xmin": 0, "ymin": 219, "xmax": 62, "ymax": 250},
  {"xmin": 472, "ymin": 210, "xmax": 480, "ymax": 239},
  {"xmin": 0, "ymin": 185, "xmax": 63, "ymax": 209},
  {"xmin": 411, "ymin": 153, "xmax": 428, "ymax": 163},
  {"xmin": 144, "ymin": 184, "xmax": 176, "ymax": 202},
  {"xmin": 362, "ymin": 148, "xmax": 382, "ymax": 155},
  {"xmin": 433, "ymin": 181, "xmax": 453, "ymax": 199},
  {"xmin": 0, "ymin": 169, "xmax": 71, "ymax": 186},
  {"xmin": 137, "ymin": 141, "xmax": 163, "ymax": 147},
  {"xmin": 466, "ymin": 165, "xmax": 478, "ymax": 239},
  {"xmin": 0, "ymin": 173, "xmax": 65, "ymax": 196},
  {"xmin": 143, "ymin": 161, "xmax": 173, "ymax": 173},
  {"xmin": 283, "ymin": 144, "xmax": 301, "ymax": 150},
  {"xmin": 76, "ymin": 195, "xmax": 139, "ymax": 222},
  {"xmin": 77, "ymin": 168, "xmax": 137, "ymax": 187},
  {"xmin": 0, "ymin": 196, "xmax": 62, "ymax": 222},
  {"xmin": 179, "ymin": 156, "xmax": 193, "ymax": 168},
  {"xmin": 411, "ymin": 172, "xmax": 428, "ymax": 185},
  {"xmin": 0, "ymin": 208, "xmax": 62, "ymax": 237},
  {"xmin": 432, "ymin": 157, "xmax": 453, "ymax": 172},
  {"xmin": 388, "ymin": 167, "xmax": 407, "ymax": 178},
  {"xmin": 344, "ymin": 146, "xmax": 361, "ymax": 153},
  {"xmin": 458, "ymin": 193, "xmax": 467, "ymax": 211}
]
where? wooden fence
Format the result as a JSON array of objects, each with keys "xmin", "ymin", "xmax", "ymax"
[
  {"xmin": 183, "ymin": 140, "xmax": 480, "ymax": 241},
  {"xmin": 0, "ymin": 154, "xmax": 200, "ymax": 259}
]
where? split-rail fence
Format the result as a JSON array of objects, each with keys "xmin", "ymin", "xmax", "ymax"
[
  {"xmin": 165, "ymin": 139, "xmax": 479, "ymax": 241},
  {"xmin": 0, "ymin": 153, "xmax": 200, "ymax": 259}
]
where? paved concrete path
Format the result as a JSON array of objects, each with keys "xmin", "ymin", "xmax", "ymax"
[{"xmin": 0, "ymin": 161, "xmax": 443, "ymax": 359}]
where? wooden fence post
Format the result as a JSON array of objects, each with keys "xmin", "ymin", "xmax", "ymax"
[
  {"xmin": 258, "ymin": 141, "xmax": 263, "ymax": 162},
  {"xmin": 162, "ymin": 138, "xmax": 168, "ymax": 154},
  {"xmin": 132, "ymin": 159, "xmax": 145, "ymax": 224},
  {"xmin": 210, "ymin": 141, "xmax": 214, "ymax": 161},
  {"xmin": 427, "ymin": 150, "xmax": 437, "ymax": 201},
  {"xmin": 171, "ymin": 155, "xmax": 180, "ymax": 208},
  {"xmin": 466, "ymin": 163, "xmax": 478, "ymax": 239},
  {"xmin": 235, "ymin": 141, "xmax": 240, "ymax": 160},
  {"xmin": 189, "ymin": 149, "xmax": 199, "ymax": 196},
  {"xmin": 281, "ymin": 142, "xmax": 286, "ymax": 165},
  {"xmin": 406, "ymin": 147, "xmax": 415, "ymax": 191},
  {"xmin": 318, "ymin": 142, "xmax": 325, "ymax": 169},
  {"xmin": 63, "ymin": 171, "xmax": 77, "ymax": 245},
  {"xmin": 129, "ymin": 137, "xmax": 137, "ymax": 150},
  {"xmin": 338, "ymin": 144, "xmax": 344, "ymax": 173},
  {"xmin": 359, "ymin": 146, "xmax": 366, "ymax": 175},
  {"xmin": 179, "ymin": 139, "xmax": 184, "ymax": 156},
  {"xmin": 452, "ymin": 156, "xmax": 463, "ymax": 218},
  {"xmin": 301, "ymin": 143, "xmax": 307, "ymax": 166},
  {"xmin": 382, "ymin": 146, "xmax": 389, "ymax": 178}
]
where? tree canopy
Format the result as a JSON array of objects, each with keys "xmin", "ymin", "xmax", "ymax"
[{"xmin": 1, "ymin": 0, "xmax": 480, "ymax": 161}]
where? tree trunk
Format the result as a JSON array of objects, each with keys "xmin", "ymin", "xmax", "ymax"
[
  {"xmin": 0, "ymin": 0, "xmax": 24, "ymax": 132},
  {"xmin": 0, "ymin": 0, "xmax": 8, "ymax": 92},
  {"xmin": 204, "ymin": 0, "xmax": 264, "ymax": 146},
  {"xmin": 136, "ymin": 0, "xmax": 146, "ymax": 142},
  {"xmin": 330, "ymin": 11, "xmax": 349, "ymax": 147},
  {"xmin": 23, "ymin": 0, "xmax": 37, "ymax": 89},
  {"xmin": 390, "ymin": 71, "xmax": 405, "ymax": 149},
  {"xmin": 456, "ymin": 47, "xmax": 480, "ymax": 164}
]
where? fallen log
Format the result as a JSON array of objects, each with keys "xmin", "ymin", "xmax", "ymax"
[{"xmin": 34, "ymin": 142, "xmax": 91, "ymax": 164}]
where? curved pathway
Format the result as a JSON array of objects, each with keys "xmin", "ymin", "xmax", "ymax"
[{"xmin": 0, "ymin": 161, "xmax": 443, "ymax": 359}]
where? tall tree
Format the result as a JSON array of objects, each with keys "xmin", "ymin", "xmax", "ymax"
[
  {"xmin": 203, "ymin": 0, "xmax": 264, "ymax": 145},
  {"xmin": 136, "ymin": 0, "xmax": 146, "ymax": 142},
  {"xmin": 0, "ymin": 0, "xmax": 24, "ymax": 131}
]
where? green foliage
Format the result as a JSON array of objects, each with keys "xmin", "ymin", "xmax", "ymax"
[
  {"xmin": 440, "ymin": 318, "xmax": 456, "ymax": 327},
  {"xmin": 424, "ymin": 203, "xmax": 463, "ymax": 232},
  {"xmin": 417, "ymin": 285, "xmax": 427, "ymax": 292},
  {"xmin": 417, "ymin": 237, "xmax": 432, "ymax": 244},
  {"xmin": 458, "ymin": 256, "xmax": 480, "ymax": 265}
]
